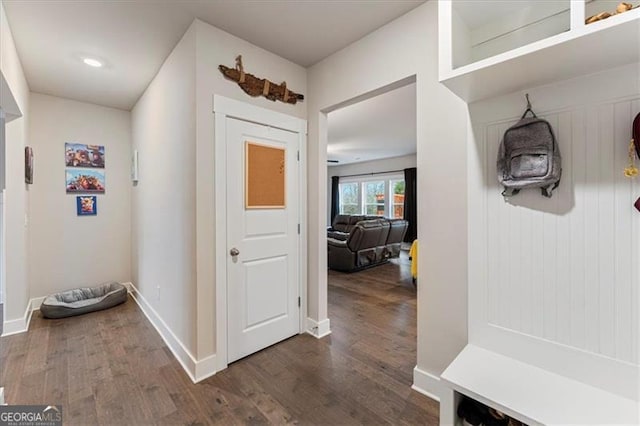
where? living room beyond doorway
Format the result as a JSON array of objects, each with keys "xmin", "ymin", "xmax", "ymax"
[{"xmin": 325, "ymin": 80, "xmax": 418, "ymax": 382}]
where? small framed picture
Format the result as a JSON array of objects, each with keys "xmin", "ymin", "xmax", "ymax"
[
  {"xmin": 76, "ymin": 196, "xmax": 97, "ymax": 216},
  {"xmin": 66, "ymin": 168, "xmax": 105, "ymax": 193},
  {"xmin": 65, "ymin": 143, "xmax": 105, "ymax": 168},
  {"xmin": 25, "ymin": 146, "xmax": 33, "ymax": 184}
]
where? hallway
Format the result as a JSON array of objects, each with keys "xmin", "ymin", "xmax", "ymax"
[{"xmin": 0, "ymin": 257, "xmax": 436, "ymax": 425}]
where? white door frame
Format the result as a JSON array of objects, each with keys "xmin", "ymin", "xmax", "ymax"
[
  {"xmin": 213, "ymin": 95, "xmax": 307, "ymax": 372},
  {"xmin": 0, "ymin": 111, "xmax": 4, "ymax": 311}
]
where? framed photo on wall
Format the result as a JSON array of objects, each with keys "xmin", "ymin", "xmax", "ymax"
[
  {"xmin": 66, "ymin": 168, "xmax": 105, "ymax": 193},
  {"xmin": 25, "ymin": 146, "xmax": 33, "ymax": 184},
  {"xmin": 65, "ymin": 143, "xmax": 105, "ymax": 168},
  {"xmin": 76, "ymin": 196, "xmax": 97, "ymax": 216}
]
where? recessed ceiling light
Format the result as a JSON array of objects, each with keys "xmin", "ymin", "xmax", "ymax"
[{"xmin": 83, "ymin": 58, "xmax": 103, "ymax": 68}]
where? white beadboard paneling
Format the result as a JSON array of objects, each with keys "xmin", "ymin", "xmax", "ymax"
[
  {"xmin": 497, "ymin": 139, "xmax": 510, "ymax": 329},
  {"xmin": 486, "ymin": 124, "xmax": 501, "ymax": 326},
  {"xmin": 597, "ymin": 103, "xmax": 616, "ymax": 359},
  {"xmin": 467, "ymin": 63, "xmax": 640, "ymax": 399},
  {"xmin": 630, "ymin": 98, "xmax": 640, "ymax": 365},
  {"xmin": 569, "ymin": 108, "xmax": 586, "ymax": 351},
  {"xmin": 613, "ymin": 101, "xmax": 633, "ymax": 363},
  {"xmin": 519, "ymin": 198, "xmax": 533, "ymax": 336},
  {"xmin": 530, "ymin": 205, "xmax": 545, "ymax": 338},
  {"xmin": 508, "ymin": 204, "xmax": 522, "ymax": 332},
  {"xmin": 479, "ymin": 97, "xmax": 639, "ymax": 365},
  {"xmin": 541, "ymin": 113, "xmax": 559, "ymax": 343},
  {"xmin": 584, "ymin": 105, "xmax": 601, "ymax": 355},
  {"xmin": 555, "ymin": 111, "xmax": 572, "ymax": 347}
]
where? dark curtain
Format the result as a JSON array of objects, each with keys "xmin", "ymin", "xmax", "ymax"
[
  {"xmin": 330, "ymin": 176, "xmax": 340, "ymax": 225},
  {"xmin": 403, "ymin": 167, "xmax": 417, "ymax": 242}
]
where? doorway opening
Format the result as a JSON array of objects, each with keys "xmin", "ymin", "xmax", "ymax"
[{"xmin": 325, "ymin": 78, "xmax": 418, "ymax": 386}]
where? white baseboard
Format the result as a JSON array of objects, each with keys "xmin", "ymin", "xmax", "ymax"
[
  {"xmin": 1, "ymin": 283, "xmax": 217, "ymax": 384},
  {"xmin": 413, "ymin": 365, "xmax": 462, "ymax": 426},
  {"xmin": 1, "ymin": 299, "xmax": 33, "ymax": 337},
  {"xmin": 0, "ymin": 387, "xmax": 4, "ymax": 405},
  {"xmin": 194, "ymin": 354, "xmax": 217, "ymax": 382},
  {"xmin": 305, "ymin": 317, "xmax": 331, "ymax": 338},
  {"xmin": 412, "ymin": 366, "xmax": 443, "ymax": 402},
  {"xmin": 30, "ymin": 296, "xmax": 45, "ymax": 311},
  {"xmin": 124, "ymin": 282, "xmax": 216, "ymax": 384}
]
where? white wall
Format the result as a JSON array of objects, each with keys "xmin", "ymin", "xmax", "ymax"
[
  {"xmin": 27, "ymin": 93, "xmax": 131, "ymax": 299},
  {"xmin": 132, "ymin": 18, "xmax": 307, "ymax": 364},
  {"xmin": 468, "ymin": 63, "xmax": 640, "ymax": 400},
  {"xmin": 0, "ymin": 2, "xmax": 30, "ymax": 323},
  {"xmin": 194, "ymin": 19, "xmax": 307, "ymax": 360},
  {"xmin": 327, "ymin": 154, "xmax": 416, "ymax": 222},
  {"xmin": 132, "ymin": 25, "xmax": 197, "ymax": 354},
  {"xmin": 307, "ymin": 0, "xmax": 469, "ymax": 396}
]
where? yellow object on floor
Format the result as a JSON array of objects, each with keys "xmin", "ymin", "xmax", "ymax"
[{"xmin": 409, "ymin": 239, "xmax": 418, "ymax": 280}]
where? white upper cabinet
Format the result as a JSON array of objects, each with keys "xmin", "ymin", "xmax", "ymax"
[
  {"xmin": 450, "ymin": 0, "xmax": 571, "ymax": 69},
  {"xmin": 439, "ymin": 0, "xmax": 640, "ymax": 102}
]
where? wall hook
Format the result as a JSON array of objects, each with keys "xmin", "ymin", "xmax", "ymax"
[{"xmin": 520, "ymin": 93, "xmax": 536, "ymax": 119}]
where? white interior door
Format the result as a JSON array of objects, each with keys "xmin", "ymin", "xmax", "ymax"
[{"xmin": 226, "ymin": 117, "xmax": 300, "ymax": 363}]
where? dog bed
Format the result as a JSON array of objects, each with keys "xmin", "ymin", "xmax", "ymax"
[{"xmin": 40, "ymin": 281, "xmax": 127, "ymax": 319}]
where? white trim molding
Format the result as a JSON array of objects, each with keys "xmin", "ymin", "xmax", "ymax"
[
  {"xmin": 213, "ymin": 95, "xmax": 308, "ymax": 372},
  {"xmin": 1, "ymin": 283, "xmax": 218, "ymax": 384},
  {"xmin": 412, "ymin": 366, "xmax": 443, "ymax": 402},
  {"xmin": 125, "ymin": 282, "xmax": 217, "ymax": 384},
  {"xmin": 306, "ymin": 317, "xmax": 331, "ymax": 338},
  {"xmin": 213, "ymin": 106, "xmax": 229, "ymax": 372},
  {"xmin": 1, "ymin": 295, "xmax": 44, "ymax": 337},
  {"xmin": 412, "ymin": 366, "xmax": 461, "ymax": 426},
  {"xmin": 1, "ymin": 299, "xmax": 33, "ymax": 337},
  {"xmin": 30, "ymin": 296, "xmax": 45, "ymax": 311},
  {"xmin": 213, "ymin": 95, "xmax": 306, "ymax": 134},
  {"xmin": 194, "ymin": 354, "xmax": 217, "ymax": 383}
]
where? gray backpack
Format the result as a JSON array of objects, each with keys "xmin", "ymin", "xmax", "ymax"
[{"xmin": 497, "ymin": 105, "xmax": 561, "ymax": 198}]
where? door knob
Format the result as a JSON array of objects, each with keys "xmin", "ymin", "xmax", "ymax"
[{"xmin": 230, "ymin": 248, "xmax": 240, "ymax": 256}]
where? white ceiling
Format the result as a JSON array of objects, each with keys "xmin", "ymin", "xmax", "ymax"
[
  {"xmin": 3, "ymin": 0, "xmax": 425, "ymax": 110},
  {"xmin": 327, "ymin": 82, "xmax": 416, "ymax": 166}
]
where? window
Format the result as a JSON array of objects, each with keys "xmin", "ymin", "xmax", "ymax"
[
  {"xmin": 339, "ymin": 182, "xmax": 360, "ymax": 214},
  {"xmin": 390, "ymin": 179, "xmax": 405, "ymax": 219},
  {"xmin": 338, "ymin": 176, "xmax": 404, "ymax": 218},
  {"xmin": 364, "ymin": 181, "xmax": 385, "ymax": 216}
]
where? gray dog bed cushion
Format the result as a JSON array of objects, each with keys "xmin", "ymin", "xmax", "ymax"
[{"xmin": 40, "ymin": 281, "xmax": 127, "ymax": 319}]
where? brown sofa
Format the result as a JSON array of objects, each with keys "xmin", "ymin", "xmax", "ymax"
[
  {"xmin": 327, "ymin": 214, "xmax": 381, "ymax": 240},
  {"xmin": 327, "ymin": 216, "xmax": 408, "ymax": 272}
]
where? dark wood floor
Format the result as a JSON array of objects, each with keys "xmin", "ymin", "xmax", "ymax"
[{"xmin": 0, "ymin": 254, "xmax": 437, "ymax": 425}]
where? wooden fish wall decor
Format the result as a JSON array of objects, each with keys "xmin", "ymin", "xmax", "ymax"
[{"xmin": 219, "ymin": 55, "xmax": 304, "ymax": 105}]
